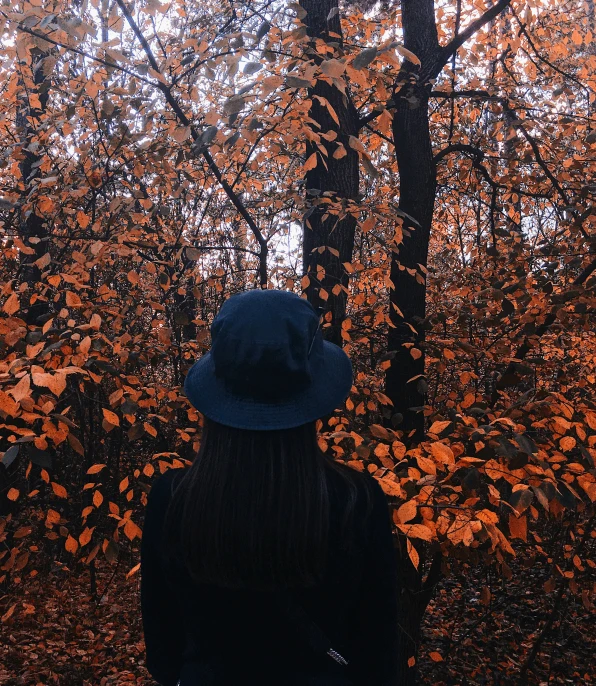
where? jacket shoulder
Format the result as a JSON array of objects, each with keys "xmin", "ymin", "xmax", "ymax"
[{"xmin": 146, "ymin": 467, "xmax": 187, "ymax": 509}]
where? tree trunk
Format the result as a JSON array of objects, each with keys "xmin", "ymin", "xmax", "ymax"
[
  {"xmin": 386, "ymin": 0, "xmax": 439, "ymax": 440},
  {"xmin": 16, "ymin": 47, "xmax": 51, "ymax": 325},
  {"xmin": 299, "ymin": 0, "xmax": 360, "ymax": 345}
]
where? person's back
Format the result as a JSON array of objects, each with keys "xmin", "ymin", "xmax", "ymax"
[{"xmin": 140, "ymin": 290, "xmax": 400, "ymax": 685}]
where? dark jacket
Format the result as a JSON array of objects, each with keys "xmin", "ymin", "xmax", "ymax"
[{"xmin": 140, "ymin": 465, "xmax": 400, "ymax": 686}]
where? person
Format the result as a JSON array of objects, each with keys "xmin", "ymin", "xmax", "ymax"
[{"xmin": 140, "ymin": 289, "xmax": 400, "ymax": 686}]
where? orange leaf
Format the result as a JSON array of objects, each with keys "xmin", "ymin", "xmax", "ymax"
[
  {"xmin": 7, "ymin": 488, "xmax": 19, "ymax": 501},
  {"xmin": 1, "ymin": 603, "xmax": 17, "ymax": 623},
  {"xmin": 0, "ymin": 391, "xmax": 19, "ymax": 417},
  {"xmin": 31, "ymin": 371, "xmax": 67, "ymax": 397},
  {"xmin": 303, "ymin": 152, "xmax": 318, "ymax": 171},
  {"xmin": 102, "ymin": 408, "xmax": 120, "ymax": 427},
  {"xmin": 87, "ymin": 463, "xmax": 106, "ymax": 475},
  {"xmin": 79, "ymin": 526, "xmax": 95, "ymax": 547},
  {"xmin": 429, "ymin": 651, "xmax": 443, "ymax": 662},
  {"xmin": 397, "ymin": 523, "xmax": 434, "ymax": 542},
  {"xmin": 79, "ymin": 336, "xmax": 91, "ymax": 354},
  {"xmin": 124, "ymin": 519, "xmax": 142, "ymax": 541},
  {"xmin": 126, "ymin": 562, "xmax": 141, "ymax": 579},
  {"xmin": 46, "ymin": 509, "xmax": 60, "ymax": 525},
  {"xmin": 396, "ymin": 500, "xmax": 418, "ymax": 524},
  {"xmin": 65, "ymin": 291, "xmax": 81, "ymax": 307},
  {"xmin": 93, "ymin": 490, "xmax": 103, "ymax": 508},
  {"xmin": 509, "ymin": 513, "xmax": 527, "ymax": 542},
  {"xmin": 51, "ymin": 482, "xmax": 67, "ymax": 498},
  {"xmin": 119, "ymin": 476, "xmax": 129, "ymax": 493},
  {"xmin": 559, "ymin": 436, "xmax": 576, "ymax": 452},
  {"xmin": 429, "ymin": 442, "xmax": 454, "ymax": 464},
  {"xmin": 3, "ymin": 293, "xmax": 20, "ymax": 315},
  {"xmin": 65, "ymin": 535, "xmax": 78, "ymax": 554},
  {"xmin": 407, "ymin": 539, "xmax": 419, "ymax": 570},
  {"xmin": 428, "ymin": 420, "xmax": 451, "ymax": 435}
]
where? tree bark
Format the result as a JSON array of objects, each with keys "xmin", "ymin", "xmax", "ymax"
[
  {"xmin": 16, "ymin": 47, "xmax": 52, "ymax": 324},
  {"xmin": 300, "ymin": 0, "xmax": 360, "ymax": 345},
  {"xmin": 386, "ymin": 0, "xmax": 440, "ymax": 440}
]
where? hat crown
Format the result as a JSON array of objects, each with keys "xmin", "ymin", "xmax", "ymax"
[{"xmin": 210, "ymin": 290, "xmax": 322, "ymax": 401}]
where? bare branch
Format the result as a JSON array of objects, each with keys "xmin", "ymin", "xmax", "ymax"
[
  {"xmin": 113, "ymin": 0, "xmax": 269, "ymax": 287},
  {"xmin": 433, "ymin": 143, "xmax": 484, "ymax": 165},
  {"xmin": 435, "ymin": 0, "xmax": 512, "ymax": 78}
]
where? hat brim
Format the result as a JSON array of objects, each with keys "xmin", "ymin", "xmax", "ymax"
[{"xmin": 183, "ymin": 341, "xmax": 352, "ymax": 431}]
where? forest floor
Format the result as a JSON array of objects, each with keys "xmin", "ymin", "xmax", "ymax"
[{"xmin": 0, "ymin": 553, "xmax": 594, "ymax": 685}]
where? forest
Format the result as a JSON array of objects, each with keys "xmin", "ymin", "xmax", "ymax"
[{"xmin": 0, "ymin": 0, "xmax": 595, "ymax": 683}]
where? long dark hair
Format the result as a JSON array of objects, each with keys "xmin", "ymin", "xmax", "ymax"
[{"xmin": 162, "ymin": 418, "xmax": 371, "ymax": 591}]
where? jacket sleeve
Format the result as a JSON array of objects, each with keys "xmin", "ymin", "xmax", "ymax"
[
  {"xmin": 348, "ymin": 477, "xmax": 400, "ymax": 686},
  {"xmin": 141, "ymin": 471, "xmax": 185, "ymax": 686}
]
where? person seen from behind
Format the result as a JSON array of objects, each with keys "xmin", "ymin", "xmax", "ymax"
[{"xmin": 140, "ymin": 289, "xmax": 400, "ymax": 685}]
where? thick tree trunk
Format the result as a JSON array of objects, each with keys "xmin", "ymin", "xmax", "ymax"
[
  {"xmin": 300, "ymin": 0, "xmax": 360, "ymax": 345},
  {"xmin": 386, "ymin": 0, "xmax": 439, "ymax": 440}
]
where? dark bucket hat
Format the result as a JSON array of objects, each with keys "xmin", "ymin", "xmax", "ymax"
[{"xmin": 183, "ymin": 289, "xmax": 353, "ymax": 430}]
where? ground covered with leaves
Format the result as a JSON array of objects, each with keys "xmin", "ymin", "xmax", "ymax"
[{"xmin": 1, "ymin": 551, "xmax": 593, "ymax": 685}]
